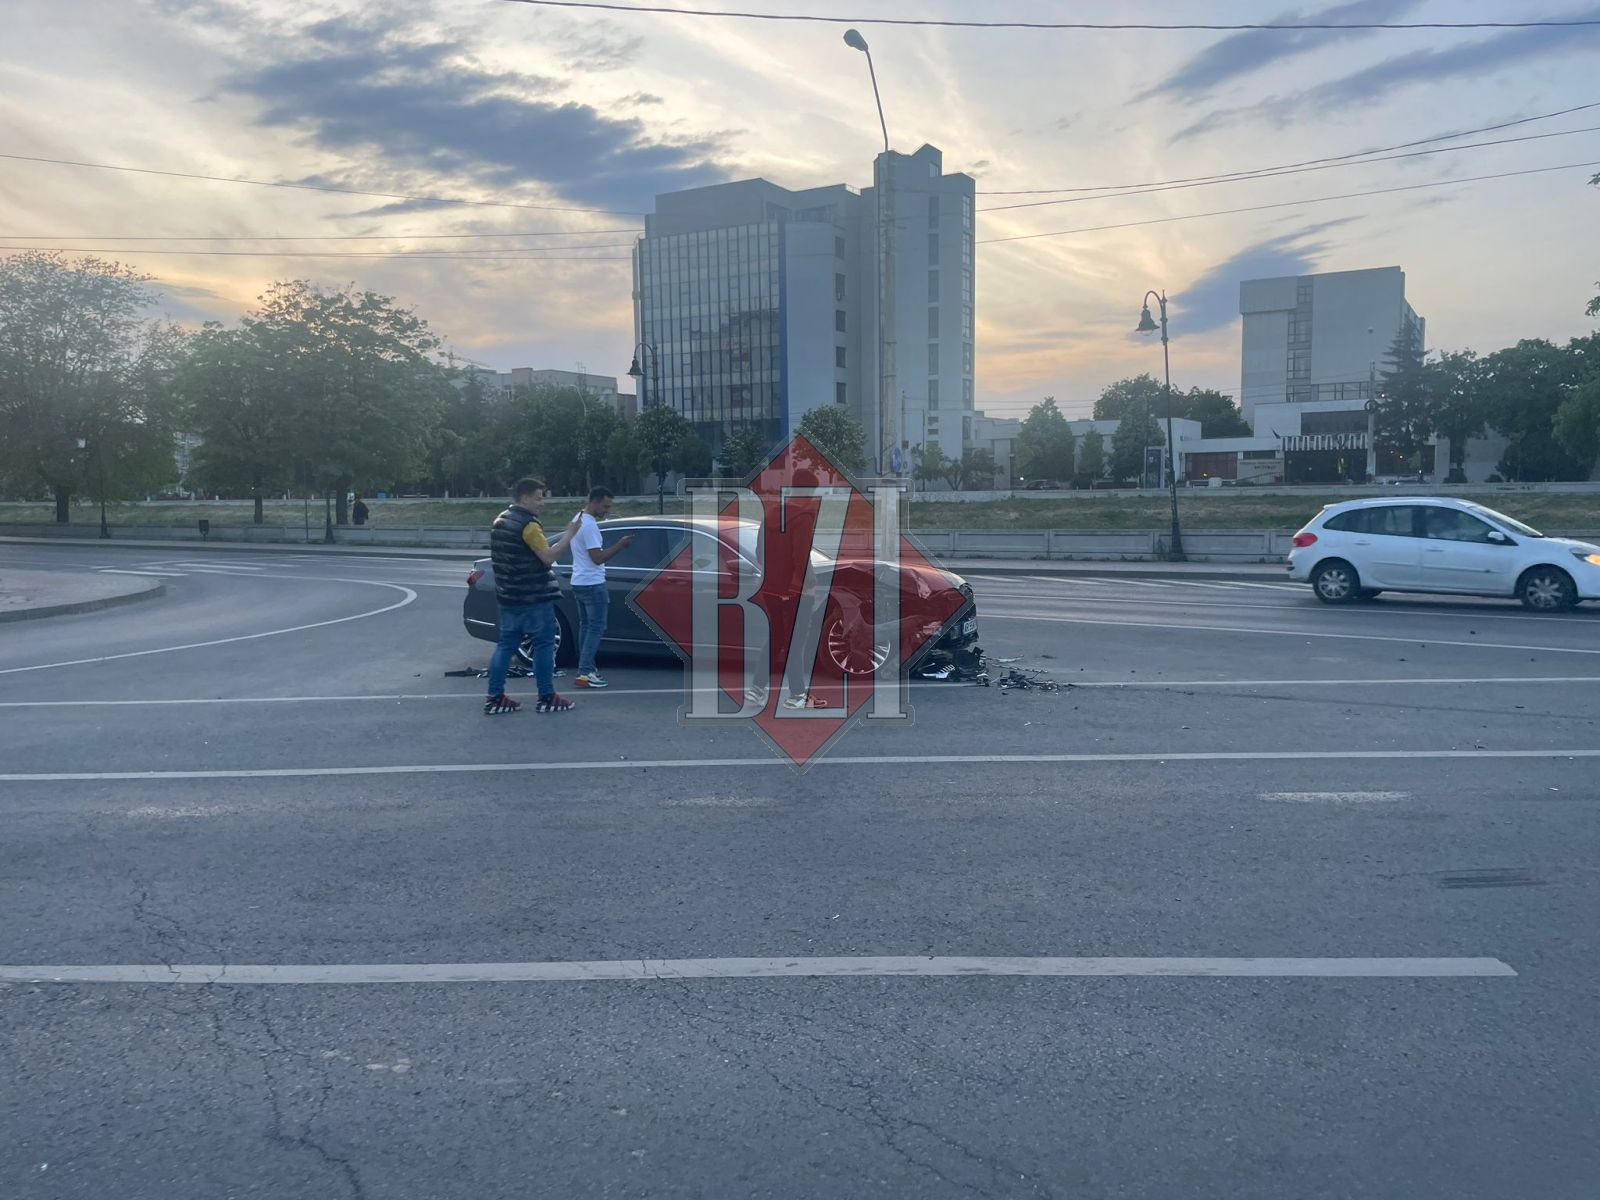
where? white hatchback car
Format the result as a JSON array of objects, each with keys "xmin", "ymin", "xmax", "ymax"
[{"xmin": 1287, "ymin": 497, "xmax": 1600, "ymax": 611}]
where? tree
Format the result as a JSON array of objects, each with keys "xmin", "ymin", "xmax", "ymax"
[
  {"xmin": 720, "ymin": 424, "xmax": 771, "ymax": 478},
  {"xmin": 1075, "ymin": 428, "xmax": 1106, "ymax": 487},
  {"xmin": 0, "ymin": 252, "xmax": 182, "ymax": 520},
  {"xmin": 1555, "ymin": 375, "xmax": 1600, "ymax": 473},
  {"xmin": 634, "ymin": 404, "xmax": 692, "ymax": 489},
  {"xmin": 182, "ymin": 323, "xmax": 295, "ymax": 523},
  {"xmin": 674, "ymin": 430, "xmax": 713, "ymax": 479},
  {"xmin": 1480, "ymin": 339, "xmax": 1591, "ymax": 481},
  {"xmin": 1109, "ymin": 408, "xmax": 1162, "ymax": 484},
  {"xmin": 910, "ymin": 442, "xmax": 946, "ymax": 490},
  {"xmin": 795, "ymin": 405, "xmax": 867, "ymax": 472},
  {"xmin": 1015, "ymin": 397, "xmax": 1075, "ymax": 482},
  {"xmin": 1423, "ymin": 350, "xmax": 1487, "ymax": 482},
  {"xmin": 604, "ymin": 424, "xmax": 641, "ymax": 492},
  {"xmin": 1375, "ymin": 322, "xmax": 1432, "ymax": 465},
  {"xmin": 1182, "ymin": 387, "xmax": 1251, "ymax": 437},
  {"xmin": 939, "ymin": 447, "xmax": 996, "ymax": 491},
  {"xmin": 251, "ymin": 281, "xmax": 451, "ymax": 523},
  {"xmin": 1092, "ymin": 374, "xmax": 1166, "ymax": 422}
]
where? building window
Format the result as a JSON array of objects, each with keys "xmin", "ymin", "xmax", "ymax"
[
  {"xmin": 1288, "ymin": 315, "xmax": 1311, "ymax": 343},
  {"xmin": 835, "ymin": 309, "xmax": 846, "ymax": 332},
  {"xmin": 1243, "ymin": 449, "xmax": 1278, "ymax": 460},
  {"xmin": 961, "ymin": 232, "xmax": 972, "ymax": 266},
  {"xmin": 928, "ymin": 379, "xmax": 939, "ymax": 409},
  {"xmin": 928, "ymin": 307, "xmax": 939, "ymax": 338},
  {"xmin": 1287, "ymin": 384, "xmax": 1314, "ymax": 403},
  {"xmin": 928, "ymin": 270, "xmax": 939, "ymax": 302},
  {"xmin": 928, "ymin": 343, "xmax": 939, "ymax": 375},
  {"xmin": 928, "ymin": 418, "xmax": 940, "ymax": 433},
  {"xmin": 928, "ymin": 233, "xmax": 939, "ymax": 265},
  {"xmin": 835, "ymin": 273, "xmax": 846, "ymax": 302},
  {"xmin": 963, "ymin": 379, "xmax": 973, "ymax": 405},
  {"xmin": 1296, "ymin": 280, "xmax": 1313, "ymax": 305},
  {"xmin": 1302, "ymin": 409, "xmax": 1368, "ymax": 435},
  {"xmin": 835, "ymin": 235, "xmax": 846, "ymax": 259},
  {"xmin": 835, "ymin": 346, "xmax": 847, "ymax": 369},
  {"xmin": 928, "ymin": 194, "xmax": 940, "ymax": 226},
  {"xmin": 962, "ymin": 195, "xmax": 973, "ymax": 232},
  {"xmin": 836, "ymin": 382, "xmax": 847, "ymax": 406},
  {"xmin": 962, "ymin": 342, "xmax": 974, "ymax": 375},
  {"xmin": 1287, "ymin": 349, "xmax": 1310, "ymax": 379},
  {"xmin": 963, "ymin": 304, "xmax": 973, "ymax": 336}
]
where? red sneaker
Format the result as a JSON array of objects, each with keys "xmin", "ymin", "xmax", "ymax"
[
  {"xmin": 536, "ymin": 693, "xmax": 574, "ymax": 713},
  {"xmin": 484, "ymin": 693, "xmax": 522, "ymax": 716}
]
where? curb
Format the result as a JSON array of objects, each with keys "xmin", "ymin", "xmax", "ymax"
[
  {"xmin": 949, "ymin": 563, "xmax": 1290, "ymax": 583},
  {"xmin": 0, "ymin": 579, "xmax": 166, "ymax": 624}
]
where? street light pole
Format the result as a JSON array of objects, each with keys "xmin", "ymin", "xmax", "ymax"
[
  {"xmin": 845, "ymin": 28, "xmax": 894, "ymax": 476},
  {"xmin": 628, "ymin": 343, "xmax": 665, "ymax": 512},
  {"xmin": 1137, "ymin": 290, "xmax": 1186, "ymax": 562},
  {"xmin": 96, "ymin": 437, "xmax": 110, "ymax": 539}
]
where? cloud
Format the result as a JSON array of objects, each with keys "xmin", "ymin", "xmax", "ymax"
[
  {"xmin": 620, "ymin": 92, "xmax": 664, "ymax": 106},
  {"xmin": 224, "ymin": 16, "xmax": 728, "ymax": 212},
  {"xmin": 1139, "ymin": 0, "xmax": 1420, "ymax": 101},
  {"xmin": 1166, "ymin": 220, "xmax": 1355, "ymax": 336},
  {"xmin": 1175, "ymin": 5, "xmax": 1600, "ymax": 139},
  {"xmin": 555, "ymin": 24, "xmax": 644, "ymax": 72}
]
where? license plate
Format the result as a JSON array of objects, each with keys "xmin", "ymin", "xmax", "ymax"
[{"xmin": 962, "ymin": 617, "xmax": 978, "ymax": 637}]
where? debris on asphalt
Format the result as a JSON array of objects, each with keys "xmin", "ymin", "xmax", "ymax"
[{"xmin": 994, "ymin": 668, "xmax": 1060, "ymax": 693}]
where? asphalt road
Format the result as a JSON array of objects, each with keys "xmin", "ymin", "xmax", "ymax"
[{"xmin": 2, "ymin": 541, "xmax": 1597, "ymax": 1200}]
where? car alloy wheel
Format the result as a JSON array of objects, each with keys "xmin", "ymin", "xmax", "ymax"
[
  {"xmin": 1520, "ymin": 568, "xmax": 1575, "ymax": 612},
  {"xmin": 826, "ymin": 616, "xmax": 894, "ymax": 675},
  {"xmin": 1312, "ymin": 561, "xmax": 1356, "ymax": 603}
]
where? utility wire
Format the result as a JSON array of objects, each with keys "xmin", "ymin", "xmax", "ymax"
[
  {"xmin": 0, "ymin": 151, "xmax": 646, "ymax": 217},
  {"xmin": 978, "ymin": 100, "xmax": 1600, "ymax": 194},
  {"xmin": 977, "ymin": 160, "xmax": 1600, "ymax": 244},
  {"xmin": 0, "ymin": 230, "xmax": 642, "ymax": 242},
  {"xmin": 979, "ymin": 124, "xmax": 1600, "ymax": 211},
  {"xmin": 496, "ymin": 1, "xmax": 1600, "ymax": 31},
  {"xmin": 0, "ymin": 245, "xmax": 632, "ymax": 261}
]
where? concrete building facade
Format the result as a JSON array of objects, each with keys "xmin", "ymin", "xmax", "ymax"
[
  {"xmin": 1239, "ymin": 266, "xmax": 1423, "ymax": 426},
  {"xmin": 632, "ymin": 145, "xmax": 975, "ymax": 468}
]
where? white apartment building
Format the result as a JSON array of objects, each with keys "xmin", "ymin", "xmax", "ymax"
[{"xmin": 632, "ymin": 145, "xmax": 976, "ymax": 469}]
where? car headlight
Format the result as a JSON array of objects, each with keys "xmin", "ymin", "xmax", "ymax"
[{"xmin": 1570, "ymin": 549, "xmax": 1600, "ymax": 566}]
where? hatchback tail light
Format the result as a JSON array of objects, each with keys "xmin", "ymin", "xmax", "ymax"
[
  {"xmin": 1291, "ymin": 532, "xmax": 1318, "ymax": 548},
  {"xmin": 467, "ymin": 569, "xmax": 484, "ymax": 587}
]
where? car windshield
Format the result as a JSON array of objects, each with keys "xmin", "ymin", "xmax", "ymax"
[{"xmin": 1466, "ymin": 503, "xmax": 1543, "ymax": 538}]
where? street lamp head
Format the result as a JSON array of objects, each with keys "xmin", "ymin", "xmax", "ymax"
[
  {"xmin": 626, "ymin": 355, "xmax": 643, "ymax": 379},
  {"xmin": 1135, "ymin": 305, "xmax": 1159, "ymax": 335},
  {"xmin": 843, "ymin": 27, "xmax": 869, "ymax": 51}
]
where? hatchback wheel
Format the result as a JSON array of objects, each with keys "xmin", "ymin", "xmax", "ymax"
[
  {"xmin": 1518, "ymin": 567, "xmax": 1577, "ymax": 612},
  {"xmin": 826, "ymin": 615, "xmax": 894, "ymax": 675},
  {"xmin": 1311, "ymin": 560, "xmax": 1359, "ymax": 604},
  {"xmin": 516, "ymin": 612, "xmax": 577, "ymax": 669}
]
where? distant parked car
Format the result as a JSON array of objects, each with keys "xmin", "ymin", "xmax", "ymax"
[
  {"xmin": 1287, "ymin": 497, "xmax": 1600, "ymax": 611},
  {"xmin": 463, "ymin": 515, "xmax": 981, "ymax": 674},
  {"xmin": 1022, "ymin": 479, "xmax": 1060, "ymax": 490}
]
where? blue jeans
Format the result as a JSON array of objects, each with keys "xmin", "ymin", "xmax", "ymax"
[
  {"xmin": 573, "ymin": 584, "xmax": 609, "ymax": 675},
  {"xmin": 488, "ymin": 602, "xmax": 557, "ymax": 698}
]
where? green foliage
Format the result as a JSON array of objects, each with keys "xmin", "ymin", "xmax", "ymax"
[
  {"xmin": 1075, "ymin": 428, "xmax": 1106, "ymax": 487},
  {"xmin": 1181, "ymin": 387, "xmax": 1250, "ymax": 437},
  {"xmin": 634, "ymin": 404, "xmax": 692, "ymax": 480},
  {"xmin": 1555, "ymin": 375, "xmax": 1600, "ymax": 472},
  {"xmin": 604, "ymin": 424, "xmax": 642, "ymax": 492},
  {"xmin": 1422, "ymin": 349, "xmax": 1487, "ymax": 474},
  {"xmin": 1109, "ymin": 408, "xmax": 1163, "ymax": 483},
  {"xmin": 1480, "ymin": 338, "xmax": 1592, "ymax": 481},
  {"xmin": 910, "ymin": 442, "xmax": 946, "ymax": 488},
  {"xmin": 1092, "ymin": 374, "xmax": 1166, "ymax": 421},
  {"xmin": 1375, "ymin": 322, "xmax": 1431, "ymax": 463},
  {"xmin": 0, "ymin": 251, "xmax": 183, "ymax": 518},
  {"xmin": 719, "ymin": 424, "xmax": 772, "ymax": 478},
  {"xmin": 1015, "ymin": 397, "xmax": 1075, "ymax": 482},
  {"xmin": 795, "ymin": 405, "xmax": 867, "ymax": 472},
  {"xmin": 673, "ymin": 430, "xmax": 713, "ymax": 479}
]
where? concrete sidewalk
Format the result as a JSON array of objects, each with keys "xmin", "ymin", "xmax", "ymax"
[{"xmin": 0, "ymin": 568, "xmax": 164, "ymax": 623}]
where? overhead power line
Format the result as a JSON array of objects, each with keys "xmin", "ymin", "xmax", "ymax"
[
  {"xmin": 0, "ymin": 245, "xmax": 632, "ymax": 262},
  {"xmin": 497, "ymin": 0, "xmax": 1600, "ymax": 31},
  {"xmin": 0, "ymin": 151, "xmax": 646, "ymax": 218},
  {"xmin": 978, "ymin": 124, "xmax": 1600, "ymax": 212},
  {"xmin": 977, "ymin": 160, "xmax": 1600, "ymax": 244},
  {"xmin": 0, "ymin": 230, "xmax": 642, "ymax": 242},
  {"xmin": 978, "ymin": 100, "xmax": 1600, "ymax": 195}
]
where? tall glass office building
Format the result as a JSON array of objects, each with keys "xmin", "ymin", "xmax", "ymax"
[
  {"xmin": 634, "ymin": 223, "xmax": 786, "ymax": 450},
  {"xmin": 634, "ymin": 147, "xmax": 975, "ymax": 468}
]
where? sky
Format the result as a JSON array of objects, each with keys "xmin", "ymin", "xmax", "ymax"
[{"xmin": 2, "ymin": 0, "xmax": 1597, "ymax": 419}]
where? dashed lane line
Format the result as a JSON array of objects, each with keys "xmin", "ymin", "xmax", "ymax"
[{"xmin": 0, "ymin": 956, "xmax": 1516, "ymax": 985}]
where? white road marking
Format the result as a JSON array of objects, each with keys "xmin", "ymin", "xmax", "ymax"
[
  {"xmin": 173, "ymin": 561, "xmax": 265, "ymax": 570},
  {"xmin": 0, "ymin": 955, "xmax": 1516, "ymax": 985},
  {"xmin": 986, "ymin": 611, "xmax": 1600, "ymax": 656},
  {"xmin": 0, "ymin": 582, "xmax": 417, "ymax": 675},
  {"xmin": 2, "ymin": 747, "xmax": 1597, "ymax": 783},
  {"xmin": 95, "ymin": 569, "xmax": 186, "ymax": 578},
  {"xmin": 1261, "ymin": 791, "xmax": 1410, "ymax": 803}
]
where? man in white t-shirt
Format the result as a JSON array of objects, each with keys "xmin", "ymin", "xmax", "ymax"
[{"xmin": 570, "ymin": 487, "xmax": 633, "ymax": 689}]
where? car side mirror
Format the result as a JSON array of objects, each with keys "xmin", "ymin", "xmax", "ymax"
[{"xmin": 1486, "ymin": 531, "xmax": 1512, "ymax": 546}]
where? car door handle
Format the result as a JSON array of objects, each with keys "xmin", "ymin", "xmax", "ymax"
[{"xmin": 1352, "ymin": 539, "xmax": 1372, "ymax": 546}]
